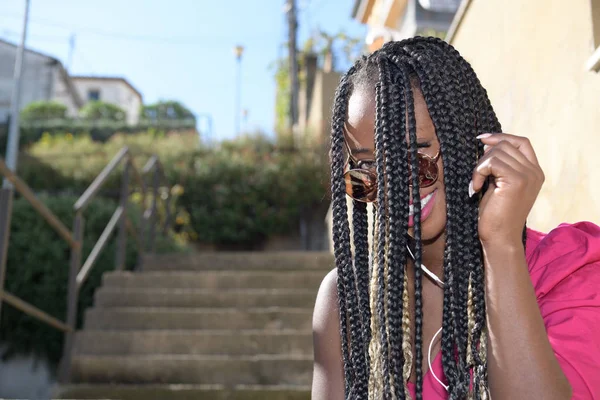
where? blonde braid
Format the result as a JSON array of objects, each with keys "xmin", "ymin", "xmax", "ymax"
[
  {"xmin": 402, "ymin": 269, "xmax": 413, "ymax": 398},
  {"xmin": 466, "ymin": 274, "xmax": 475, "ymax": 367},
  {"xmin": 368, "ymin": 218, "xmax": 384, "ymax": 399}
]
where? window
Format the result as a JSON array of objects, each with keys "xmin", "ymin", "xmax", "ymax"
[
  {"xmin": 88, "ymin": 89, "xmax": 100, "ymax": 101},
  {"xmin": 588, "ymin": 0, "xmax": 600, "ymax": 71}
]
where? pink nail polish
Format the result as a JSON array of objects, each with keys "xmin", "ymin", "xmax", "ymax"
[
  {"xmin": 468, "ymin": 180, "xmax": 475, "ymax": 197},
  {"xmin": 476, "ymin": 133, "xmax": 492, "ymax": 140}
]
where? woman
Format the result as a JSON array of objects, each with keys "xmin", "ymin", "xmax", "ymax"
[{"xmin": 312, "ymin": 37, "xmax": 600, "ymax": 400}]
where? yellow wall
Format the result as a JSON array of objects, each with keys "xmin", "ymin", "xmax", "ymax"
[{"xmin": 450, "ymin": 0, "xmax": 600, "ymax": 231}]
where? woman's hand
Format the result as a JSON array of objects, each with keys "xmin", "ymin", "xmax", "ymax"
[{"xmin": 470, "ymin": 133, "xmax": 545, "ymax": 245}]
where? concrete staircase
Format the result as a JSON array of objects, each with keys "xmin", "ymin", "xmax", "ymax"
[{"xmin": 56, "ymin": 252, "xmax": 333, "ymax": 400}]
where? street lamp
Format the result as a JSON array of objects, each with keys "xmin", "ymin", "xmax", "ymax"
[{"xmin": 233, "ymin": 45, "xmax": 244, "ymax": 136}]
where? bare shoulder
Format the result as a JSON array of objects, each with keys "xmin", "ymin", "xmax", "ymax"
[
  {"xmin": 313, "ymin": 267, "xmax": 340, "ymax": 330},
  {"xmin": 312, "ymin": 268, "xmax": 345, "ymax": 400}
]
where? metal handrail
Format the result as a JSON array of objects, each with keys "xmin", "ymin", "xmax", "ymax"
[
  {"xmin": 74, "ymin": 146, "xmax": 130, "ymax": 212},
  {"xmin": 0, "ymin": 158, "xmax": 78, "ymax": 248},
  {"xmin": 0, "ymin": 146, "xmax": 174, "ymax": 385}
]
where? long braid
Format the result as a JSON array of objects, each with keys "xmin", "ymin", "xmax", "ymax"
[
  {"xmin": 379, "ymin": 55, "xmax": 411, "ymax": 399},
  {"xmin": 330, "ymin": 63, "xmax": 370, "ymax": 397},
  {"xmin": 373, "ymin": 66, "xmax": 393, "ymax": 398},
  {"xmin": 353, "ymin": 199, "xmax": 372, "ymax": 371},
  {"xmin": 400, "ymin": 66, "xmax": 425, "ymax": 400}
]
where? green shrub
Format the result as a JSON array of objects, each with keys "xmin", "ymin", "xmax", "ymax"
[
  {"xmin": 20, "ymin": 101, "xmax": 68, "ymax": 121},
  {"xmin": 180, "ymin": 138, "xmax": 328, "ymax": 246},
  {"xmin": 0, "ymin": 195, "xmax": 185, "ymax": 368},
  {"xmin": 79, "ymin": 101, "xmax": 126, "ymax": 122},
  {"xmin": 140, "ymin": 101, "xmax": 196, "ymax": 125}
]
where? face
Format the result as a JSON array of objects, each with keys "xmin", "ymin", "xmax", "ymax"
[{"xmin": 344, "ymin": 83, "xmax": 447, "ymax": 241}]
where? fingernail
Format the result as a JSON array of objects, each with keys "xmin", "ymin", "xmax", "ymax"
[
  {"xmin": 468, "ymin": 180, "xmax": 475, "ymax": 197},
  {"xmin": 476, "ymin": 133, "xmax": 492, "ymax": 140},
  {"xmin": 483, "ymin": 144, "xmax": 490, "ymax": 152}
]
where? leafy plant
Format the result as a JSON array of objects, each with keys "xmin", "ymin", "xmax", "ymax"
[
  {"xmin": 20, "ymin": 101, "xmax": 68, "ymax": 121},
  {"xmin": 140, "ymin": 101, "xmax": 196, "ymax": 124},
  {"xmin": 79, "ymin": 101, "xmax": 127, "ymax": 122}
]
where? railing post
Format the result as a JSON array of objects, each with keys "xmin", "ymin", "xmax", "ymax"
[
  {"xmin": 115, "ymin": 160, "xmax": 130, "ymax": 271},
  {"xmin": 136, "ymin": 186, "xmax": 147, "ymax": 271},
  {"xmin": 163, "ymin": 186, "xmax": 172, "ymax": 235},
  {"xmin": 58, "ymin": 211, "xmax": 84, "ymax": 384},
  {"xmin": 0, "ymin": 187, "xmax": 14, "ymax": 321},
  {"xmin": 148, "ymin": 167, "xmax": 159, "ymax": 252}
]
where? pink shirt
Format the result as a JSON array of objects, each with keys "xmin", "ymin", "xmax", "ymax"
[{"xmin": 407, "ymin": 222, "xmax": 600, "ymax": 399}]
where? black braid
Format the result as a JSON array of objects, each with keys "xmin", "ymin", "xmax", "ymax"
[
  {"xmin": 330, "ymin": 64, "xmax": 360, "ymax": 396},
  {"xmin": 352, "ymin": 199, "xmax": 372, "ymax": 372},
  {"xmin": 385, "ymin": 56, "xmax": 413, "ymax": 399},
  {"xmin": 378, "ymin": 55, "xmax": 410, "ymax": 399},
  {"xmin": 373, "ymin": 60, "xmax": 393, "ymax": 398},
  {"xmin": 402, "ymin": 64, "xmax": 426, "ymax": 400}
]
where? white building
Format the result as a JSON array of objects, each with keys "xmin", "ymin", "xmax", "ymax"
[
  {"xmin": 0, "ymin": 39, "xmax": 143, "ymax": 125},
  {"xmin": 69, "ymin": 76, "xmax": 143, "ymax": 125},
  {"xmin": 0, "ymin": 39, "xmax": 82, "ymax": 121}
]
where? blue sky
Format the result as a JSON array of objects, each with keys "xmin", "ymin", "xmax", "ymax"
[{"xmin": 0, "ymin": 0, "xmax": 366, "ymax": 140}]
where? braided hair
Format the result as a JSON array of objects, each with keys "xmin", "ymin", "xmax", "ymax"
[{"xmin": 329, "ymin": 37, "xmax": 527, "ymax": 400}]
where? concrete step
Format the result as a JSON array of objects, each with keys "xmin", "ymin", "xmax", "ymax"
[
  {"xmin": 102, "ymin": 270, "xmax": 326, "ymax": 290},
  {"xmin": 141, "ymin": 252, "xmax": 333, "ymax": 272},
  {"xmin": 74, "ymin": 330, "xmax": 312, "ymax": 356},
  {"xmin": 94, "ymin": 288, "xmax": 317, "ymax": 308},
  {"xmin": 70, "ymin": 355, "xmax": 312, "ymax": 386},
  {"xmin": 84, "ymin": 307, "xmax": 312, "ymax": 331},
  {"xmin": 56, "ymin": 384, "xmax": 310, "ymax": 400}
]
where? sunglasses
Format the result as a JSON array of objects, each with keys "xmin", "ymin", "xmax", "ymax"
[{"xmin": 343, "ymin": 146, "xmax": 441, "ymax": 203}]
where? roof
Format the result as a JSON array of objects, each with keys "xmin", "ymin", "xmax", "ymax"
[
  {"xmin": 0, "ymin": 38, "xmax": 84, "ymax": 108},
  {"xmin": 0, "ymin": 38, "xmax": 60, "ymax": 63},
  {"xmin": 71, "ymin": 76, "xmax": 143, "ymax": 100}
]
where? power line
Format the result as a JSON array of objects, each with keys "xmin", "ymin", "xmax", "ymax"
[
  {"xmin": 0, "ymin": 14, "xmax": 273, "ymax": 44},
  {"xmin": 1, "ymin": 29, "xmax": 68, "ymax": 42}
]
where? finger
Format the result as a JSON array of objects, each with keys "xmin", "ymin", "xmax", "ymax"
[
  {"xmin": 471, "ymin": 155, "xmax": 520, "ymax": 194},
  {"xmin": 482, "ymin": 140, "xmax": 535, "ymax": 170},
  {"xmin": 477, "ymin": 133, "xmax": 540, "ymax": 165},
  {"xmin": 476, "ymin": 146, "xmax": 524, "ymax": 177}
]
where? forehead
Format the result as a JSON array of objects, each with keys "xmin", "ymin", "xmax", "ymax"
[{"xmin": 344, "ymin": 85, "xmax": 436, "ymax": 150}]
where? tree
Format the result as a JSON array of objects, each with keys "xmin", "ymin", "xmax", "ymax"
[
  {"xmin": 79, "ymin": 101, "xmax": 127, "ymax": 122},
  {"xmin": 140, "ymin": 101, "xmax": 196, "ymax": 123},
  {"xmin": 272, "ymin": 29, "xmax": 365, "ymax": 136},
  {"xmin": 20, "ymin": 101, "xmax": 68, "ymax": 121},
  {"xmin": 303, "ymin": 29, "xmax": 365, "ymax": 72}
]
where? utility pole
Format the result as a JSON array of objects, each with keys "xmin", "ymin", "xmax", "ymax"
[
  {"xmin": 0, "ymin": 0, "xmax": 31, "ymax": 320},
  {"xmin": 287, "ymin": 0, "xmax": 299, "ymax": 140},
  {"xmin": 66, "ymin": 33, "xmax": 76, "ymax": 71}
]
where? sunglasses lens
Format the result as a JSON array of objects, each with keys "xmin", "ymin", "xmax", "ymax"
[
  {"xmin": 407, "ymin": 154, "xmax": 439, "ymax": 188},
  {"xmin": 344, "ymin": 169, "xmax": 377, "ymax": 202},
  {"xmin": 418, "ymin": 156, "xmax": 438, "ymax": 187}
]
